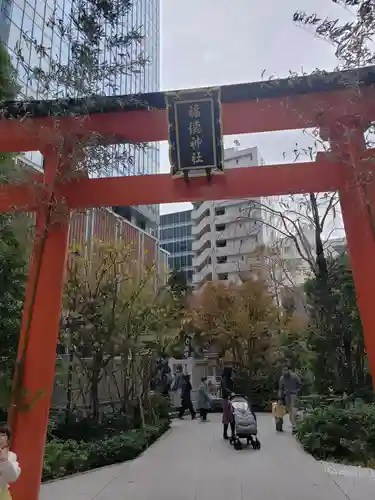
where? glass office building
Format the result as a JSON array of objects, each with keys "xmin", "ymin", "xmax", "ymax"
[
  {"xmin": 3, "ymin": 0, "xmax": 160, "ymax": 233},
  {"xmin": 0, "ymin": 0, "xmax": 12, "ymax": 43},
  {"xmin": 160, "ymin": 210, "xmax": 194, "ymax": 285}
]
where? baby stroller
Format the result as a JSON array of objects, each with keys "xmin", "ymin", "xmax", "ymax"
[{"xmin": 229, "ymin": 395, "xmax": 261, "ymax": 450}]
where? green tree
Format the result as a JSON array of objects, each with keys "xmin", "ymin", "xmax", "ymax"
[
  {"xmin": 0, "ymin": 215, "xmax": 26, "ymax": 375},
  {"xmin": 0, "ymin": 219, "xmax": 27, "ymax": 375},
  {"xmin": 0, "ymin": 42, "xmax": 27, "ymax": 413},
  {"xmin": 0, "ymin": 41, "xmax": 20, "ymax": 175},
  {"xmin": 167, "ymin": 269, "xmax": 189, "ymax": 296},
  {"xmin": 164, "ymin": 269, "xmax": 192, "ymax": 358},
  {"xmin": 62, "ymin": 240, "xmax": 180, "ymax": 423},
  {"xmin": 189, "ymin": 279, "xmax": 280, "ymax": 408},
  {"xmin": 305, "ymin": 254, "xmax": 371, "ymax": 396},
  {"xmin": 0, "ymin": 41, "xmax": 18, "ymax": 100}
]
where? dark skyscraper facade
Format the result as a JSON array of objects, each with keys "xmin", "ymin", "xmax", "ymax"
[{"xmin": 160, "ymin": 210, "xmax": 193, "ymax": 284}]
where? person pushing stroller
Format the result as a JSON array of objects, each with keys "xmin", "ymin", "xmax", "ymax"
[
  {"xmin": 221, "ymin": 367, "xmax": 235, "ymax": 440},
  {"xmin": 220, "ymin": 367, "xmax": 260, "ymax": 450}
]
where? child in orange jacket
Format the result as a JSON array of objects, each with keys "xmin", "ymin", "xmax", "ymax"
[{"xmin": 272, "ymin": 400, "xmax": 286, "ymax": 432}]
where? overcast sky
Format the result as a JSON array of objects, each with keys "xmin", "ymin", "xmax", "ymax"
[{"xmin": 159, "ymin": 0, "xmax": 349, "ymax": 214}]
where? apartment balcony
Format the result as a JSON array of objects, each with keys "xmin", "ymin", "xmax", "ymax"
[
  {"xmin": 213, "ymin": 212, "xmax": 239, "ymax": 225},
  {"xmin": 216, "ymin": 222, "xmax": 259, "ymax": 241},
  {"xmin": 192, "ymin": 201, "xmax": 212, "ymax": 221},
  {"xmin": 193, "ymin": 245, "xmax": 213, "ymax": 269},
  {"xmin": 194, "ymin": 237, "xmax": 211, "ymax": 255},
  {"xmin": 192, "ymin": 209, "xmax": 211, "ymax": 229},
  {"xmin": 215, "ymin": 237, "xmax": 258, "ymax": 256},
  {"xmin": 193, "ymin": 264, "xmax": 213, "ymax": 286},
  {"xmin": 192, "ymin": 219, "xmax": 212, "ymax": 238},
  {"xmin": 214, "ymin": 260, "xmax": 249, "ymax": 275},
  {"xmin": 192, "ymin": 231, "xmax": 212, "ymax": 251},
  {"xmin": 195, "ymin": 256, "xmax": 212, "ymax": 275}
]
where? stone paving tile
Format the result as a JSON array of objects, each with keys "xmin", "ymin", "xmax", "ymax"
[
  {"xmin": 40, "ymin": 414, "xmax": 371, "ymax": 500},
  {"xmin": 323, "ymin": 462, "xmax": 375, "ymax": 500}
]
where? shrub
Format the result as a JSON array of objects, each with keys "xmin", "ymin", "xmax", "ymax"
[
  {"xmin": 42, "ymin": 419, "xmax": 170, "ymax": 482},
  {"xmin": 148, "ymin": 392, "xmax": 171, "ymax": 420},
  {"xmin": 86, "ymin": 431, "xmax": 146, "ymax": 468},
  {"xmin": 297, "ymin": 394, "xmax": 347, "ymax": 411},
  {"xmin": 295, "ymin": 404, "xmax": 375, "ymax": 466},
  {"xmin": 298, "ymin": 392, "xmax": 375, "ymax": 412},
  {"xmin": 43, "ymin": 439, "xmax": 89, "ymax": 480},
  {"xmin": 51, "ymin": 409, "xmax": 134, "ymax": 442},
  {"xmin": 50, "ymin": 396, "xmax": 171, "ymax": 443}
]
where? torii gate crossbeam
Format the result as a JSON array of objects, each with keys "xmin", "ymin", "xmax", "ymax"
[{"xmin": 0, "ymin": 65, "xmax": 375, "ymax": 500}]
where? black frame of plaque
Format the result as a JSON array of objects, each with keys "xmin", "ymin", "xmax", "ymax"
[{"xmin": 165, "ymin": 87, "xmax": 224, "ymax": 178}]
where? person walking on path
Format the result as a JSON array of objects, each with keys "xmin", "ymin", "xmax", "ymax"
[
  {"xmin": 278, "ymin": 364, "xmax": 301, "ymax": 431},
  {"xmin": 178, "ymin": 374, "xmax": 196, "ymax": 420},
  {"xmin": 221, "ymin": 366, "xmax": 235, "ymax": 440},
  {"xmin": 154, "ymin": 355, "xmax": 172, "ymax": 398},
  {"xmin": 171, "ymin": 364, "xmax": 184, "ymax": 409},
  {"xmin": 197, "ymin": 376, "xmax": 212, "ymax": 422}
]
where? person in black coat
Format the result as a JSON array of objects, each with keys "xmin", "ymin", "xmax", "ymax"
[{"xmin": 178, "ymin": 374, "xmax": 196, "ymax": 419}]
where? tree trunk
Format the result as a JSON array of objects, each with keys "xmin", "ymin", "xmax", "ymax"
[
  {"xmin": 65, "ymin": 344, "xmax": 74, "ymax": 424},
  {"xmin": 121, "ymin": 351, "xmax": 129, "ymax": 413},
  {"xmin": 90, "ymin": 354, "xmax": 102, "ymax": 422},
  {"xmin": 90, "ymin": 373, "xmax": 100, "ymax": 422},
  {"xmin": 343, "ymin": 335, "xmax": 353, "ymax": 392},
  {"xmin": 309, "ymin": 193, "xmax": 329, "ymax": 281}
]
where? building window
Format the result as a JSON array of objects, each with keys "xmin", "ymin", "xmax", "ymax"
[
  {"xmin": 218, "ymin": 273, "xmax": 228, "ymax": 281},
  {"xmin": 11, "ymin": 3, "xmax": 23, "ymax": 28},
  {"xmin": 215, "ymin": 207, "xmax": 225, "ymax": 216},
  {"xmin": 171, "ymin": 256, "xmax": 182, "ymax": 269},
  {"xmin": 215, "ymin": 223, "xmax": 225, "ymax": 232},
  {"xmin": 217, "ymin": 256, "xmax": 227, "ymax": 264},
  {"xmin": 160, "ymin": 227, "xmax": 173, "ymax": 240},
  {"xmin": 216, "ymin": 240, "xmax": 227, "ymax": 248}
]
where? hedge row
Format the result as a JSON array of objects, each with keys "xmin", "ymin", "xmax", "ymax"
[
  {"xmin": 43, "ymin": 419, "xmax": 170, "ymax": 481},
  {"xmin": 295, "ymin": 403, "xmax": 375, "ymax": 467}
]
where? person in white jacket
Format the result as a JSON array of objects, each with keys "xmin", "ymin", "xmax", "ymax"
[{"xmin": 0, "ymin": 425, "xmax": 21, "ymax": 499}]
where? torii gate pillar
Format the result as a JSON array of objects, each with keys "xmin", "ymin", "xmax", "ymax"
[
  {"xmin": 326, "ymin": 120, "xmax": 375, "ymax": 386},
  {"xmin": 9, "ymin": 149, "xmax": 71, "ymax": 500}
]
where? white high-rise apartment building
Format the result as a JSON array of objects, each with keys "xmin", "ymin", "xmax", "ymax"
[{"xmin": 192, "ymin": 147, "xmax": 268, "ymax": 288}]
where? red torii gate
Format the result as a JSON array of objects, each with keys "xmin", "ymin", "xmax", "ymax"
[{"xmin": 1, "ymin": 66, "xmax": 375, "ymax": 500}]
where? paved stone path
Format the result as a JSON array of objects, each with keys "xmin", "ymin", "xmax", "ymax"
[{"xmin": 39, "ymin": 414, "xmax": 374, "ymax": 500}]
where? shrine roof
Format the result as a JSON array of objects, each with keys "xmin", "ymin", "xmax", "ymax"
[{"xmin": 1, "ymin": 65, "xmax": 375, "ymax": 120}]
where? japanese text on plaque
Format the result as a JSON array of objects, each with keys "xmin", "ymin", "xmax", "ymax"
[{"xmin": 188, "ymin": 104, "xmax": 204, "ymax": 165}]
